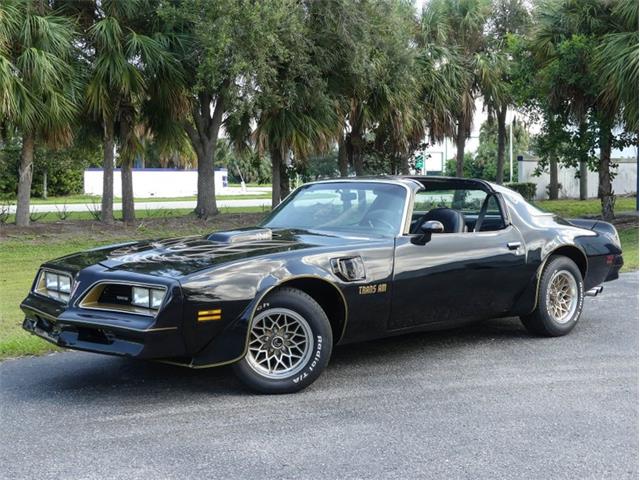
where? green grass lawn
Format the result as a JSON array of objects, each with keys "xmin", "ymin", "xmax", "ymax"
[
  {"xmin": 536, "ymin": 197, "xmax": 636, "ymax": 217},
  {"xmin": 6, "ymin": 205, "xmax": 270, "ymax": 223},
  {"xmin": 619, "ymin": 227, "xmax": 639, "ymax": 272},
  {"xmin": 0, "ymin": 238, "xmax": 103, "ymax": 358}
]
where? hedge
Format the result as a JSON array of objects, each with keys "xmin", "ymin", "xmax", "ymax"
[{"xmin": 506, "ymin": 182, "xmax": 537, "ymax": 201}]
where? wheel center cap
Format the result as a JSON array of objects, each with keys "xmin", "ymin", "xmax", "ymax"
[{"xmin": 271, "ymin": 336, "xmax": 284, "ymax": 349}]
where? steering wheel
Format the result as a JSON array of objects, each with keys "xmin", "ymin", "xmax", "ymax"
[{"xmin": 362, "ymin": 209, "xmax": 396, "ymax": 234}]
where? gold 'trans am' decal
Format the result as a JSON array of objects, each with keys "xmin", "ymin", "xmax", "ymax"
[{"xmin": 358, "ymin": 283, "xmax": 388, "ymax": 295}]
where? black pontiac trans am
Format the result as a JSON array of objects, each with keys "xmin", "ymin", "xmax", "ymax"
[{"xmin": 21, "ymin": 176, "xmax": 623, "ymax": 393}]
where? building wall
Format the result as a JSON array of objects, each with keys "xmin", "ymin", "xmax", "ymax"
[
  {"xmin": 84, "ymin": 169, "xmax": 228, "ymax": 198},
  {"xmin": 517, "ymin": 157, "xmax": 637, "ymax": 200}
]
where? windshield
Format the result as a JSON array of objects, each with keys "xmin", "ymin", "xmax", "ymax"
[{"xmin": 261, "ymin": 182, "xmax": 407, "ymax": 237}]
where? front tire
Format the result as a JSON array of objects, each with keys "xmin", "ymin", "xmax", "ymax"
[
  {"xmin": 232, "ymin": 287, "xmax": 333, "ymax": 394},
  {"xmin": 520, "ymin": 255, "xmax": 585, "ymax": 337}
]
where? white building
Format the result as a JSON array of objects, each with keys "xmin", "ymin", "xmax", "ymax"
[{"xmin": 84, "ymin": 168, "xmax": 228, "ymax": 198}]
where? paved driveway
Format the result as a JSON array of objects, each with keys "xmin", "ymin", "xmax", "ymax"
[{"xmin": 1, "ymin": 273, "xmax": 637, "ymax": 480}]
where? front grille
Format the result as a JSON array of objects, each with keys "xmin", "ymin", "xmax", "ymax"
[{"xmin": 98, "ymin": 284, "xmax": 132, "ymax": 306}]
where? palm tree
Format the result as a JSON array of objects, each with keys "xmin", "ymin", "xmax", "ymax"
[
  {"xmin": 531, "ymin": 0, "xmax": 601, "ymax": 201},
  {"xmin": 84, "ymin": 0, "xmax": 181, "ymax": 223},
  {"xmin": 485, "ymin": 0, "xmax": 530, "ymax": 184},
  {"xmin": 593, "ymin": 0, "xmax": 638, "ymax": 133},
  {"xmin": 532, "ymin": 0, "xmax": 637, "ymax": 219},
  {"xmin": 421, "ymin": 0, "xmax": 492, "ymax": 177},
  {"xmin": 306, "ymin": 0, "xmax": 421, "ymax": 177},
  {"xmin": 255, "ymin": 92, "xmax": 336, "ymax": 207},
  {"xmin": 593, "ymin": 0, "xmax": 638, "ymax": 218},
  {"xmin": 0, "ymin": 0, "xmax": 80, "ymax": 226}
]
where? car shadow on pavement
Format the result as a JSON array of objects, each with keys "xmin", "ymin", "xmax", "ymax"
[
  {"xmin": 329, "ymin": 316, "xmax": 532, "ymax": 367},
  {"xmin": 3, "ymin": 316, "xmax": 537, "ymax": 402}
]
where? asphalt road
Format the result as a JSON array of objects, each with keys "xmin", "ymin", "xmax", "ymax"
[{"xmin": 1, "ymin": 273, "xmax": 638, "ymax": 480}]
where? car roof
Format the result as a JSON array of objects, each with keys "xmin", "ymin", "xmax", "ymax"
[
  {"xmin": 306, "ymin": 175, "xmax": 495, "ymax": 193},
  {"xmin": 403, "ymin": 176, "xmax": 495, "ymax": 192},
  {"xmin": 304, "ymin": 176, "xmax": 424, "ymax": 193}
]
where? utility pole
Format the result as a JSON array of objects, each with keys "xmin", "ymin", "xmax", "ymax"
[{"xmin": 509, "ymin": 121, "xmax": 514, "ymax": 183}]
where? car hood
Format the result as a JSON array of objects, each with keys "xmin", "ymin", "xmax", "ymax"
[{"xmin": 43, "ymin": 228, "xmax": 376, "ymax": 278}]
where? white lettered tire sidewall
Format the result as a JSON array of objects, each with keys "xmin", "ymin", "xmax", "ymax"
[
  {"xmin": 521, "ymin": 255, "xmax": 585, "ymax": 337},
  {"xmin": 232, "ymin": 287, "xmax": 333, "ymax": 394}
]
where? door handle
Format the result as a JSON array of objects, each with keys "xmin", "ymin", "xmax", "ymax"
[{"xmin": 507, "ymin": 242, "xmax": 522, "ymax": 250}]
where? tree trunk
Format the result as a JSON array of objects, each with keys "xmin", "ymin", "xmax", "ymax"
[
  {"xmin": 495, "ymin": 107, "xmax": 507, "ymax": 184},
  {"xmin": 185, "ymin": 91, "xmax": 227, "ymax": 219},
  {"xmin": 578, "ymin": 121, "xmax": 588, "ymax": 200},
  {"xmin": 270, "ymin": 145, "xmax": 282, "ymax": 208},
  {"xmin": 15, "ymin": 131, "xmax": 35, "ymax": 227},
  {"xmin": 119, "ymin": 106, "xmax": 136, "ymax": 223},
  {"xmin": 338, "ymin": 134, "xmax": 348, "ymax": 177},
  {"xmin": 101, "ymin": 123, "xmax": 115, "ymax": 223},
  {"xmin": 549, "ymin": 154, "xmax": 559, "ymax": 200},
  {"xmin": 121, "ymin": 158, "xmax": 135, "ymax": 224},
  {"xmin": 455, "ymin": 115, "xmax": 466, "ymax": 177},
  {"xmin": 399, "ymin": 154, "xmax": 410, "ymax": 175},
  {"xmin": 351, "ymin": 127, "xmax": 364, "ymax": 176},
  {"xmin": 348, "ymin": 106, "xmax": 365, "ymax": 176},
  {"xmin": 598, "ymin": 126, "xmax": 615, "ymax": 221},
  {"xmin": 579, "ymin": 160, "xmax": 588, "ymax": 200},
  {"xmin": 279, "ymin": 157, "xmax": 290, "ymax": 200},
  {"xmin": 195, "ymin": 143, "xmax": 218, "ymax": 218}
]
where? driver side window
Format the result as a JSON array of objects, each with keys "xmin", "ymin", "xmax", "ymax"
[{"xmin": 412, "ymin": 189, "xmax": 507, "ymax": 233}]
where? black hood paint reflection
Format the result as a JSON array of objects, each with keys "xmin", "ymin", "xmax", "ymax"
[{"xmin": 81, "ymin": 228, "xmax": 370, "ymax": 278}]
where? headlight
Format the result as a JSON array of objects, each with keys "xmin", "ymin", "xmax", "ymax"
[
  {"xmin": 132, "ymin": 287, "xmax": 150, "ymax": 308},
  {"xmin": 131, "ymin": 286, "xmax": 165, "ymax": 309},
  {"xmin": 150, "ymin": 289, "xmax": 165, "ymax": 309},
  {"xmin": 58, "ymin": 275, "xmax": 71, "ymax": 293},
  {"xmin": 36, "ymin": 270, "xmax": 73, "ymax": 303},
  {"xmin": 78, "ymin": 283, "xmax": 167, "ymax": 315},
  {"xmin": 45, "ymin": 272, "xmax": 58, "ymax": 290}
]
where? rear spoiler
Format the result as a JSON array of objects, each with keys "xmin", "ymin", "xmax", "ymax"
[{"xmin": 568, "ymin": 218, "xmax": 618, "ymax": 237}]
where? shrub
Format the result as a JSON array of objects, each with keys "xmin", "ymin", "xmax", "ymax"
[
  {"xmin": 506, "ymin": 182, "xmax": 537, "ymax": 201},
  {"xmin": 0, "ymin": 142, "xmax": 101, "ymax": 198}
]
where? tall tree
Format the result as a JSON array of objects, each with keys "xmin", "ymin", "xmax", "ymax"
[
  {"xmin": 594, "ymin": 0, "xmax": 638, "ymax": 134},
  {"xmin": 84, "ymin": 0, "xmax": 180, "ymax": 223},
  {"xmin": 422, "ymin": 0, "xmax": 492, "ymax": 177},
  {"xmin": 509, "ymin": 16, "xmax": 571, "ymax": 199},
  {"xmin": 160, "ymin": 0, "xmax": 303, "ymax": 217},
  {"xmin": 307, "ymin": 0, "xmax": 419, "ymax": 176},
  {"xmin": 532, "ymin": 0, "xmax": 637, "ymax": 218},
  {"xmin": 485, "ymin": 0, "xmax": 531, "ymax": 184},
  {"xmin": 0, "ymin": 0, "xmax": 80, "ymax": 226},
  {"xmin": 593, "ymin": 0, "xmax": 639, "ymax": 217}
]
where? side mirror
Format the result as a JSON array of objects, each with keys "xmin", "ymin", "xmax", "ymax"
[{"xmin": 411, "ymin": 220, "xmax": 444, "ymax": 245}]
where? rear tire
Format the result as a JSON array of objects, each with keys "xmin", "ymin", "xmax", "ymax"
[
  {"xmin": 520, "ymin": 255, "xmax": 584, "ymax": 337},
  {"xmin": 232, "ymin": 287, "xmax": 333, "ymax": 394}
]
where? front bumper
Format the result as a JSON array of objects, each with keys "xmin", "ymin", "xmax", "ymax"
[{"xmin": 21, "ymin": 293, "xmax": 187, "ymax": 359}]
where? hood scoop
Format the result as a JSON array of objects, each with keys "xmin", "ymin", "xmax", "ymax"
[{"xmin": 206, "ymin": 228, "xmax": 273, "ymax": 244}]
